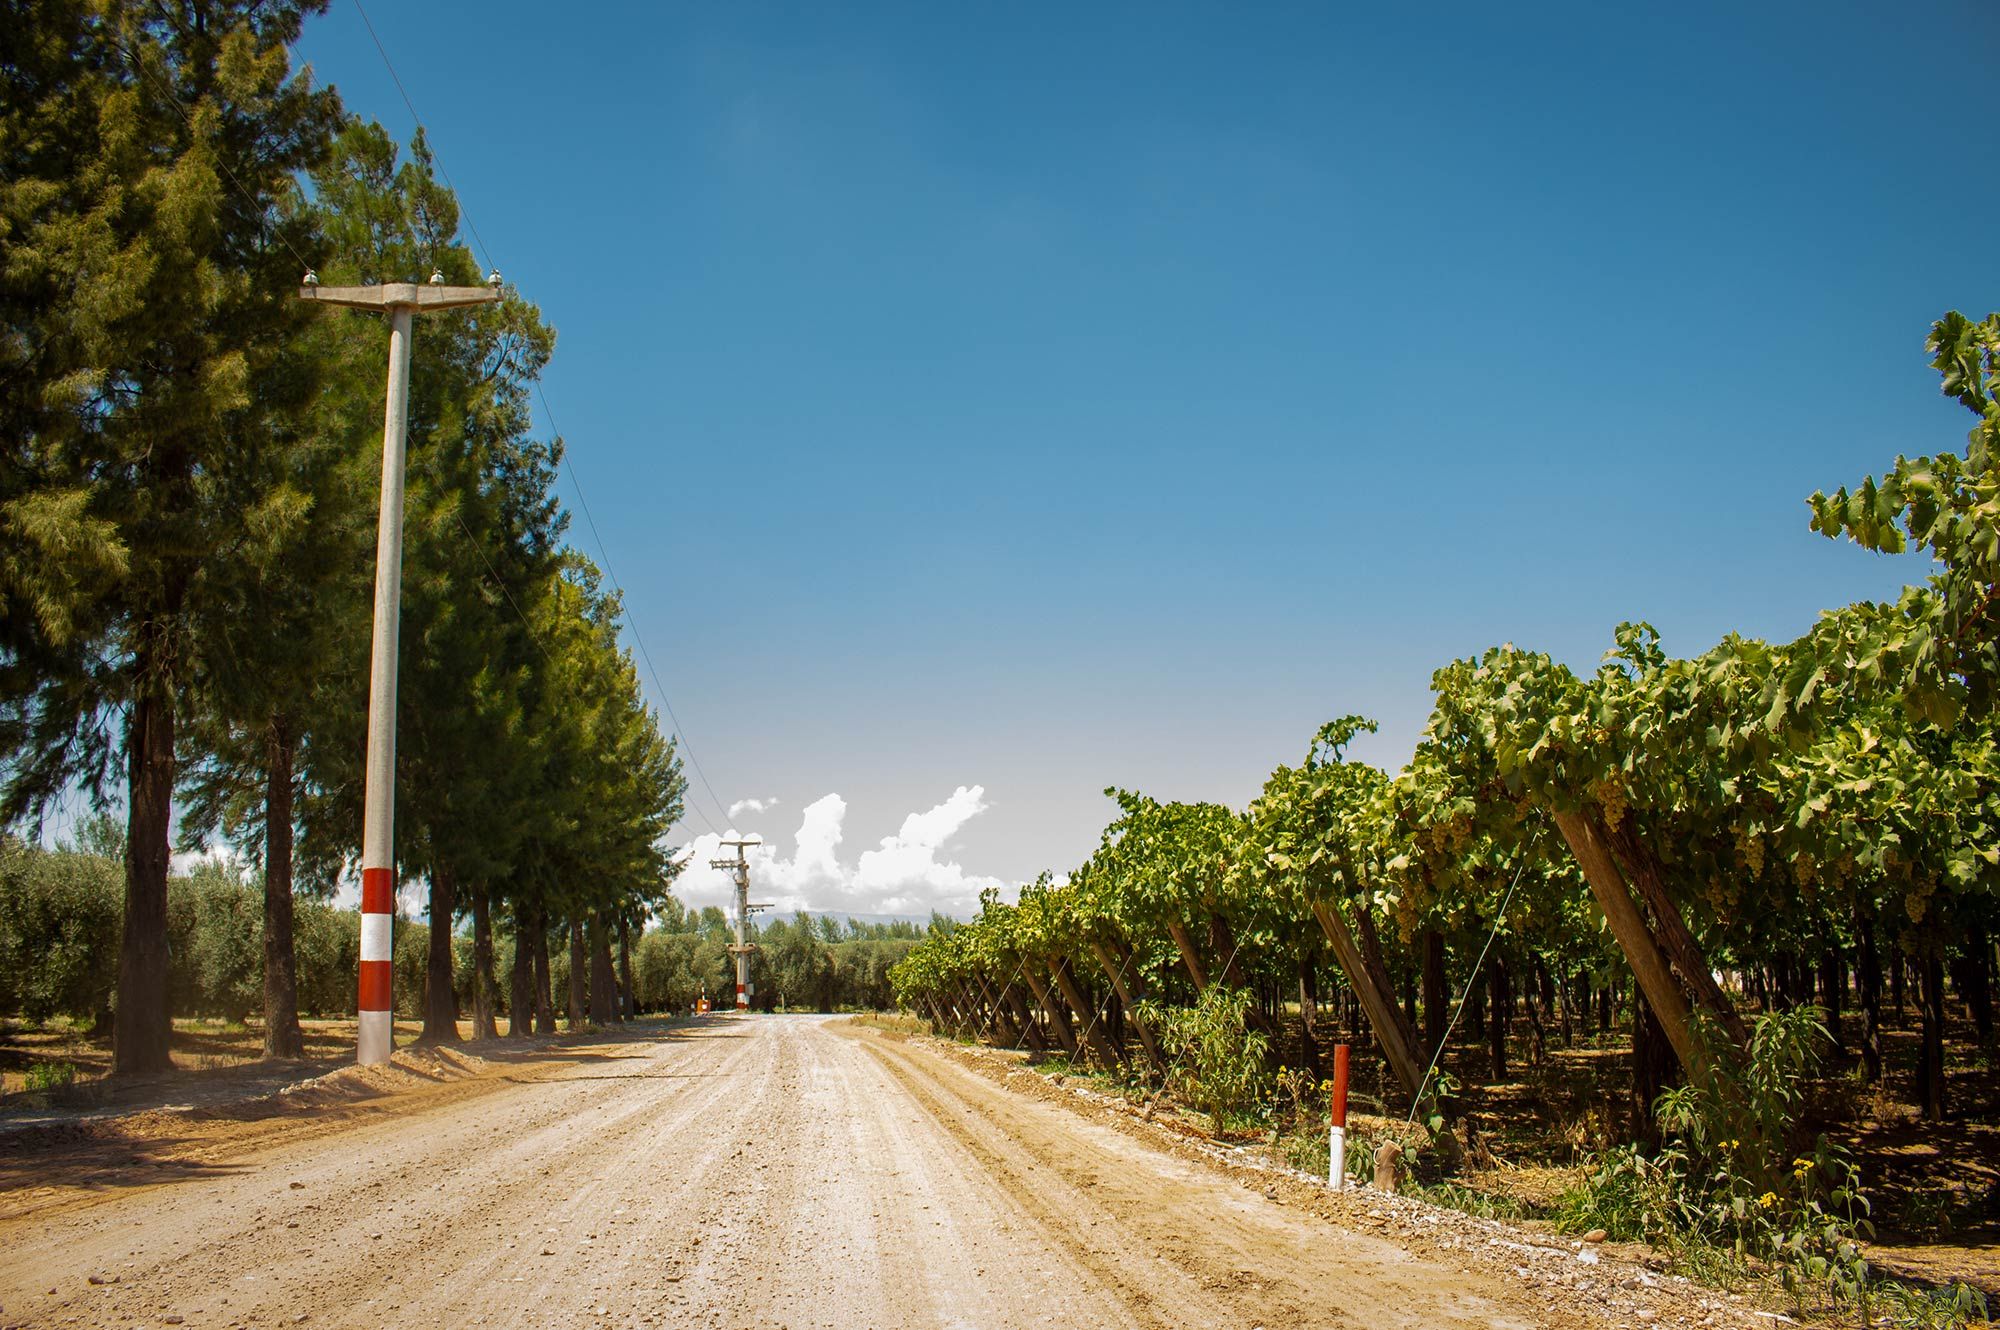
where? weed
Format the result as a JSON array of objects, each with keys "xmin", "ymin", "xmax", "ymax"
[
  {"xmin": 23, "ymin": 1060, "xmax": 77, "ymax": 1094},
  {"xmin": 1403, "ymin": 1177, "xmax": 1536, "ymax": 1222},
  {"xmin": 1552, "ymin": 1009, "xmax": 1991, "ymax": 1326}
]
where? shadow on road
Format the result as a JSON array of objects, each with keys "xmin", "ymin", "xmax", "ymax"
[{"xmin": 0, "ymin": 1016, "xmax": 716, "ymax": 1213}]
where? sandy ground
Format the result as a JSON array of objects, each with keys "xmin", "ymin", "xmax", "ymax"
[{"xmin": 0, "ymin": 1015, "xmax": 1769, "ymax": 1329}]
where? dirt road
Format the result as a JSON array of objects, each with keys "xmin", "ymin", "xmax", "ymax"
[{"xmin": 0, "ymin": 1016, "xmax": 1737, "ymax": 1329}]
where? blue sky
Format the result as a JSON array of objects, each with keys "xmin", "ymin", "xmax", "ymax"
[{"xmin": 296, "ymin": 1, "xmax": 1998, "ymax": 918}]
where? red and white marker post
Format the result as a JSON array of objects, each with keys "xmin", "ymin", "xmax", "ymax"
[
  {"xmin": 1328, "ymin": 1043, "xmax": 1351, "ymax": 1189},
  {"xmin": 296, "ymin": 278, "xmax": 500, "ymax": 1066}
]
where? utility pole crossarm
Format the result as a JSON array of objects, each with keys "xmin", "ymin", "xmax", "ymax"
[
  {"xmin": 709, "ymin": 839, "xmax": 764, "ymax": 1011},
  {"xmin": 299, "ymin": 283, "xmax": 502, "ymax": 312}
]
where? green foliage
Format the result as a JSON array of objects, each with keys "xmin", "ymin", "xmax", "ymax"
[
  {"xmin": 0, "ymin": 836, "xmax": 394, "ymax": 1024},
  {"xmin": 292, "ymin": 904, "xmax": 360, "ymax": 1017},
  {"xmin": 1559, "ymin": 1012, "xmax": 1869, "ymax": 1268},
  {"xmin": 23, "ymin": 1060, "xmax": 78, "ymax": 1094},
  {"xmin": 1552, "ymin": 1145, "xmax": 1683, "ymax": 1246},
  {"xmin": 0, "ymin": 835, "xmax": 121, "ymax": 1024},
  {"xmin": 168, "ymin": 861, "xmax": 265, "ymax": 1019},
  {"xmin": 1548, "ymin": 1008, "xmax": 1994, "ymax": 1322},
  {"xmin": 1139, "ymin": 986, "xmax": 1270, "ymax": 1136}
]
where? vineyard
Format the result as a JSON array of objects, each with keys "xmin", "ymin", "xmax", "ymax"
[
  {"xmin": 6, "ymin": 3, "xmax": 2000, "ymax": 1326},
  {"xmin": 890, "ymin": 311, "xmax": 2000, "ymax": 1313}
]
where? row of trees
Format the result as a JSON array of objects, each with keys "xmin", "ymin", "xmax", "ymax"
[
  {"xmin": 0, "ymin": 827, "xmax": 925, "ymax": 1030},
  {"xmin": 893, "ymin": 309, "xmax": 2000, "ymax": 1138},
  {"xmin": 1, "ymin": 1, "xmax": 687, "ymax": 1069}
]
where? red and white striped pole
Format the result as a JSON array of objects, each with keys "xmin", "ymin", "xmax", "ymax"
[
  {"xmin": 1328, "ymin": 1043, "xmax": 1351, "ymax": 1189},
  {"xmin": 296, "ymin": 277, "xmax": 501, "ymax": 1066},
  {"xmin": 356, "ymin": 302, "xmax": 414, "ymax": 1067}
]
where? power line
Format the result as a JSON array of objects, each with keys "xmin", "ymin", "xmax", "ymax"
[
  {"xmin": 347, "ymin": 0, "xmax": 494, "ymax": 273},
  {"xmin": 424, "ymin": 458, "xmax": 725, "ymax": 841},
  {"xmin": 533, "ymin": 383, "xmax": 737, "ymax": 838},
  {"xmin": 343, "ymin": 0, "xmax": 737, "ymax": 841},
  {"xmin": 123, "ymin": 50, "xmax": 319, "ymax": 279}
]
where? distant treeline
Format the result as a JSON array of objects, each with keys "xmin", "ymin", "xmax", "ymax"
[{"xmin": 0, "ymin": 831, "xmax": 929, "ymax": 1031}]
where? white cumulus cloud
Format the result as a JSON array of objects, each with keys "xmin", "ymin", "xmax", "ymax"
[
  {"xmin": 727, "ymin": 796, "xmax": 780, "ymax": 818},
  {"xmin": 676, "ymin": 786, "xmax": 1003, "ymax": 921}
]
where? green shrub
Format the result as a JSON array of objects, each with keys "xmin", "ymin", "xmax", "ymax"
[
  {"xmin": 1138, "ymin": 985, "xmax": 1271, "ymax": 1136},
  {"xmin": 168, "ymin": 861, "xmax": 263, "ymax": 1020},
  {"xmin": 24, "ymin": 1060, "xmax": 78, "ymax": 1093},
  {"xmin": 0, "ymin": 836, "xmax": 122, "ymax": 1025},
  {"xmin": 295, "ymin": 903, "xmax": 361, "ymax": 1016},
  {"xmin": 393, "ymin": 920, "xmax": 429, "ymax": 1018}
]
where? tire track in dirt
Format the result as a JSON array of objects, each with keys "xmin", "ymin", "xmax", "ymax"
[
  {"xmin": 3, "ymin": 1015, "xmax": 1636, "ymax": 1330},
  {"xmin": 855, "ymin": 1027, "xmax": 1558, "ymax": 1330},
  {"xmin": 1, "ymin": 1023, "xmax": 751, "ymax": 1328}
]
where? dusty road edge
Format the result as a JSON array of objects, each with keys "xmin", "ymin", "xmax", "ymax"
[
  {"xmin": 0, "ymin": 1018, "xmax": 701, "ymax": 1222},
  {"xmin": 836, "ymin": 1018, "xmax": 1779, "ymax": 1329}
]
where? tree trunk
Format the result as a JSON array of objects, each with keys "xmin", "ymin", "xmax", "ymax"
[
  {"xmin": 1310, "ymin": 901, "xmax": 1423, "ymax": 1105},
  {"xmin": 1297, "ymin": 959, "xmax": 1323, "ymax": 1077},
  {"xmin": 589, "ymin": 914, "xmax": 619, "ymax": 1024},
  {"xmin": 1890, "ymin": 949, "xmax": 1906, "ymax": 1025},
  {"xmin": 1856, "ymin": 913, "xmax": 1883, "ymax": 1084},
  {"xmin": 975, "ymin": 973, "xmax": 1014, "ymax": 1043},
  {"xmin": 469, "ymin": 885, "xmax": 499, "ymax": 1041},
  {"xmin": 1206, "ymin": 914, "xmax": 1275, "ymax": 1035},
  {"xmin": 1488, "ymin": 956, "xmax": 1509, "ymax": 1081},
  {"xmin": 1603, "ymin": 813, "xmax": 1748, "ymax": 1048},
  {"xmin": 420, "ymin": 866, "xmax": 459, "ymax": 1043},
  {"xmin": 1630, "ymin": 987, "xmax": 1677, "ymax": 1145},
  {"xmin": 1208, "ymin": 915, "xmax": 1252, "ymax": 988},
  {"xmin": 509, "ymin": 908, "xmax": 534, "ymax": 1037},
  {"xmin": 1422, "ymin": 930, "xmax": 1447, "ymax": 1063},
  {"xmin": 567, "ymin": 916, "xmax": 588, "ymax": 1029},
  {"xmin": 619, "ymin": 920, "xmax": 636, "ymax": 1019},
  {"xmin": 1962, "ymin": 923, "xmax": 1994, "ymax": 1040},
  {"xmin": 1167, "ymin": 919, "xmax": 1209, "ymax": 992},
  {"xmin": 1090, "ymin": 938, "xmax": 1164, "ymax": 1069},
  {"xmin": 260, "ymin": 721, "xmax": 305, "ymax": 1059},
  {"xmin": 1005, "ymin": 983, "xmax": 1044, "ymax": 1051},
  {"xmin": 532, "ymin": 914, "xmax": 556, "ymax": 1034},
  {"xmin": 1022, "ymin": 966, "xmax": 1078, "ymax": 1056},
  {"xmin": 1818, "ymin": 947, "xmax": 1843, "ymax": 1050},
  {"xmin": 116, "ymin": 672, "xmax": 176, "ymax": 1075},
  {"xmin": 1920, "ymin": 952, "xmax": 1948, "ymax": 1121},
  {"xmin": 1523, "ymin": 960, "xmax": 1549, "ymax": 1067},
  {"xmin": 1550, "ymin": 807, "xmax": 1705, "ymax": 1077},
  {"xmin": 1310, "ymin": 897, "xmax": 1464, "ymax": 1166},
  {"xmin": 1052, "ymin": 959, "xmax": 1121, "ymax": 1066},
  {"xmin": 1352, "ymin": 909, "xmax": 1414, "ymax": 1046}
]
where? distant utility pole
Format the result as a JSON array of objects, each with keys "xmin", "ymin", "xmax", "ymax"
[
  {"xmin": 709, "ymin": 839, "xmax": 772, "ymax": 1009},
  {"xmin": 297, "ymin": 271, "xmax": 502, "ymax": 1066}
]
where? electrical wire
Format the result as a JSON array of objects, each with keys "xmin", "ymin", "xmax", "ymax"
[
  {"xmin": 341, "ymin": 0, "xmax": 738, "ymax": 839},
  {"xmin": 1405, "ymin": 858, "xmax": 1526, "ymax": 1124},
  {"xmin": 123, "ymin": 51, "xmax": 320, "ymax": 280},
  {"xmin": 426, "ymin": 461, "xmax": 725, "ymax": 840},
  {"xmin": 532, "ymin": 383, "xmax": 737, "ymax": 838},
  {"xmin": 347, "ymin": 0, "xmax": 494, "ymax": 274}
]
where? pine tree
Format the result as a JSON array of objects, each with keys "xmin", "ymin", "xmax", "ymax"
[{"xmin": 0, "ymin": 1, "xmax": 342, "ymax": 1073}]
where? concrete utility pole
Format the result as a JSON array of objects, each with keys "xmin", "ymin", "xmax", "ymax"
[
  {"xmin": 709, "ymin": 840, "xmax": 772, "ymax": 1009},
  {"xmin": 297, "ymin": 272, "xmax": 502, "ymax": 1065}
]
